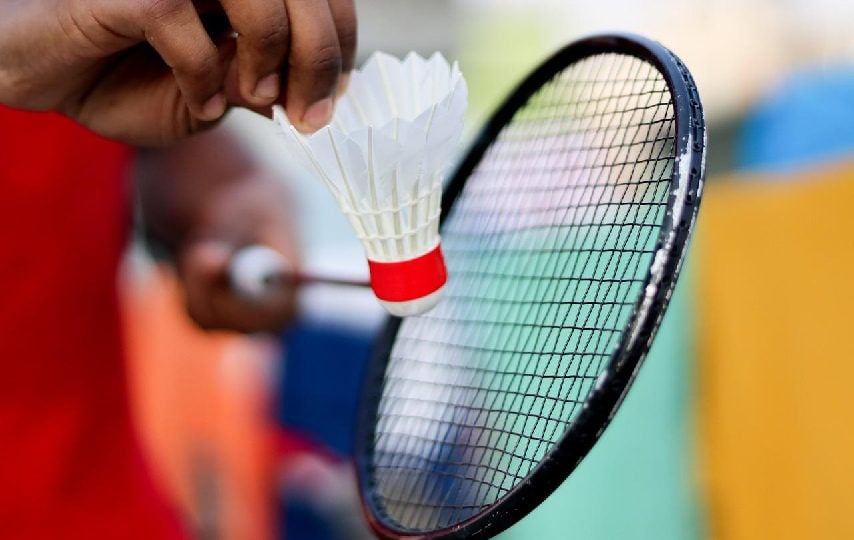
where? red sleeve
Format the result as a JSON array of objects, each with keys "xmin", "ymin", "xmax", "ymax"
[{"xmin": 0, "ymin": 106, "xmax": 185, "ymax": 539}]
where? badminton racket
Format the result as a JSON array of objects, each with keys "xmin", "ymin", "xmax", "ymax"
[{"xmin": 355, "ymin": 33, "xmax": 706, "ymax": 539}]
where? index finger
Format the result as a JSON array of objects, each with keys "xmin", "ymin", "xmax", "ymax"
[
  {"xmin": 283, "ymin": 0, "xmax": 342, "ymax": 133},
  {"xmin": 218, "ymin": 0, "xmax": 290, "ymax": 107},
  {"xmin": 328, "ymin": 0, "xmax": 357, "ymax": 93},
  {"xmin": 140, "ymin": 0, "xmax": 227, "ymax": 121}
]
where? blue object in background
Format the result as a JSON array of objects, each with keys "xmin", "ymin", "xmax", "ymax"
[
  {"xmin": 737, "ymin": 66, "xmax": 854, "ymax": 172},
  {"xmin": 277, "ymin": 320, "xmax": 375, "ymax": 540},
  {"xmin": 277, "ymin": 320, "xmax": 374, "ymax": 456}
]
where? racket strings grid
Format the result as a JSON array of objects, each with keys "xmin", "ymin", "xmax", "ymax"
[{"xmin": 357, "ymin": 34, "xmax": 705, "ymax": 539}]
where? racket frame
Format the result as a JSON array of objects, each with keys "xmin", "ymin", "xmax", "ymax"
[{"xmin": 356, "ymin": 32, "xmax": 706, "ymax": 540}]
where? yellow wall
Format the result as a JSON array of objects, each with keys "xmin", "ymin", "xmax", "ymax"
[{"xmin": 697, "ymin": 161, "xmax": 854, "ymax": 539}]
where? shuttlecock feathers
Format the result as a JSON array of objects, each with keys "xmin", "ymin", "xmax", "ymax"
[{"xmin": 273, "ymin": 51, "xmax": 468, "ymax": 316}]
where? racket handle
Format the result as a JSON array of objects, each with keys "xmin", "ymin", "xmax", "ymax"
[{"xmin": 229, "ymin": 245, "xmax": 371, "ymax": 301}]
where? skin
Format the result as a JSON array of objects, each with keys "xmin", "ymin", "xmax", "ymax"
[
  {"xmin": 0, "ymin": 0, "xmax": 353, "ymax": 330},
  {"xmin": 138, "ymin": 127, "xmax": 301, "ymax": 332},
  {"xmin": 0, "ymin": 0, "xmax": 357, "ymax": 145}
]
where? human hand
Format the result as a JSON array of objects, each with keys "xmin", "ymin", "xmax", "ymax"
[
  {"xmin": 138, "ymin": 127, "xmax": 301, "ymax": 332},
  {"xmin": 175, "ymin": 175, "xmax": 300, "ymax": 332},
  {"xmin": 0, "ymin": 0, "xmax": 356, "ymax": 145}
]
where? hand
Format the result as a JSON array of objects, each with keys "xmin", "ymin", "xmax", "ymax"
[
  {"xmin": 0, "ymin": 0, "xmax": 356, "ymax": 145},
  {"xmin": 138, "ymin": 127, "xmax": 300, "ymax": 332},
  {"xmin": 175, "ymin": 176, "xmax": 300, "ymax": 332}
]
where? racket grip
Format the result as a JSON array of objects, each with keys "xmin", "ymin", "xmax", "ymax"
[{"xmin": 229, "ymin": 245, "xmax": 289, "ymax": 301}]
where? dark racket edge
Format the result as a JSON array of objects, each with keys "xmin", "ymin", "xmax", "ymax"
[{"xmin": 355, "ymin": 32, "xmax": 707, "ymax": 540}]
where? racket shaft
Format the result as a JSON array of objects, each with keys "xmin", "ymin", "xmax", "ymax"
[{"xmin": 229, "ymin": 245, "xmax": 370, "ymax": 300}]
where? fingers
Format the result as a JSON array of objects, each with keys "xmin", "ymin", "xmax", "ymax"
[
  {"xmin": 180, "ymin": 241, "xmax": 297, "ymax": 333},
  {"xmin": 137, "ymin": 0, "xmax": 356, "ymax": 129},
  {"xmin": 220, "ymin": 0, "xmax": 355, "ymax": 122},
  {"xmin": 283, "ymin": 0, "xmax": 343, "ymax": 132},
  {"xmin": 328, "ymin": 0, "xmax": 358, "ymax": 94},
  {"xmin": 179, "ymin": 241, "xmax": 229, "ymax": 329},
  {"xmin": 141, "ymin": 0, "xmax": 226, "ymax": 121},
  {"xmin": 218, "ymin": 0, "xmax": 289, "ymax": 108}
]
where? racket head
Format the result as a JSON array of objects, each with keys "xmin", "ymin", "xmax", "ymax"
[{"xmin": 356, "ymin": 33, "xmax": 706, "ymax": 540}]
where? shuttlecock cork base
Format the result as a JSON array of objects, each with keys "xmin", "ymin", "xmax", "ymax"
[
  {"xmin": 368, "ymin": 242, "xmax": 447, "ymax": 317},
  {"xmin": 274, "ymin": 51, "xmax": 467, "ymax": 317}
]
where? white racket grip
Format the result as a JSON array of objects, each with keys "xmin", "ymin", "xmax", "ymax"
[{"xmin": 229, "ymin": 245, "xmax": 289, "ymax": 301}]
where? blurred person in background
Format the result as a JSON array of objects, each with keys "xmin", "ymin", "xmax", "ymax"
[{"xmin": 0, "ymin": 0, "xmax": 355, "ymax": 538}]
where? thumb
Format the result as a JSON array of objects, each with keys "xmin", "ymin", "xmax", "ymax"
[
  {"xmin": 177, "ymin": 240, "xmax": 235, "ymax": 329},
  {"xmin": 179, "ymin": 240, "xmax": 235, "ymax": 284}
]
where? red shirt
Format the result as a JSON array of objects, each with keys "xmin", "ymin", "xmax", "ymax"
[{"xmin": 0, "ymin": 107, "xmax": 185, "ymax": 539}]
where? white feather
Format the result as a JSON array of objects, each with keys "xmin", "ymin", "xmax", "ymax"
[{"xmin": 273, "ymin": 51, "xmax": 467, "ymax": 266}]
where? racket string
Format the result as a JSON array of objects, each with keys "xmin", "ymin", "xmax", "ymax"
[
  {"xmin": 450, "ymin": 53, "xmax": 635, "ymax": 517},
  {"xmin": 368, "ymin": 52, "xmax": 678, "ymax": 531},
  {"xmin": 384, "ymin": 56, "xmax": 664, "ymax": 528},
  {"xmin": 470, "ymin": 56, "xmax": 660, "ymax": 518},
  {"xmin": 461, "ymin": 57, "xmax": 665, "ymax": 510}
]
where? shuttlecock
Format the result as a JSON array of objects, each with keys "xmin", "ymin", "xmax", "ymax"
[{"xmin": 273, "ymin": 51, "xmax": 468, "ymax": 317}]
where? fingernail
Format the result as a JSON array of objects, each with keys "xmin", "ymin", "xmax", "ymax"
[
  {"xmin": 301, "ymin": 98, "xmax": 334, "ymax": 132},
  {"xmin": 337, "ymin": 73, "xmax": 351, "ymax": 97},
  {"xmin": 254, "ymin": 73, "xmax": 280, "ymax": 101},
  {"xmin": 201, "ymin": 93, "xmax": 227, "ymax": 121}
]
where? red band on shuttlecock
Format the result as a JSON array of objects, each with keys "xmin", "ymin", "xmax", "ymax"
[{"xmin": 368, "ymin": 244, "xmax": 447, "ymax": 302}]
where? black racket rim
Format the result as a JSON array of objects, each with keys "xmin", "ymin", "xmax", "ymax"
[{"xmin": 356, "ymin": 32, "xmax": 706, "ymax": 540}]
